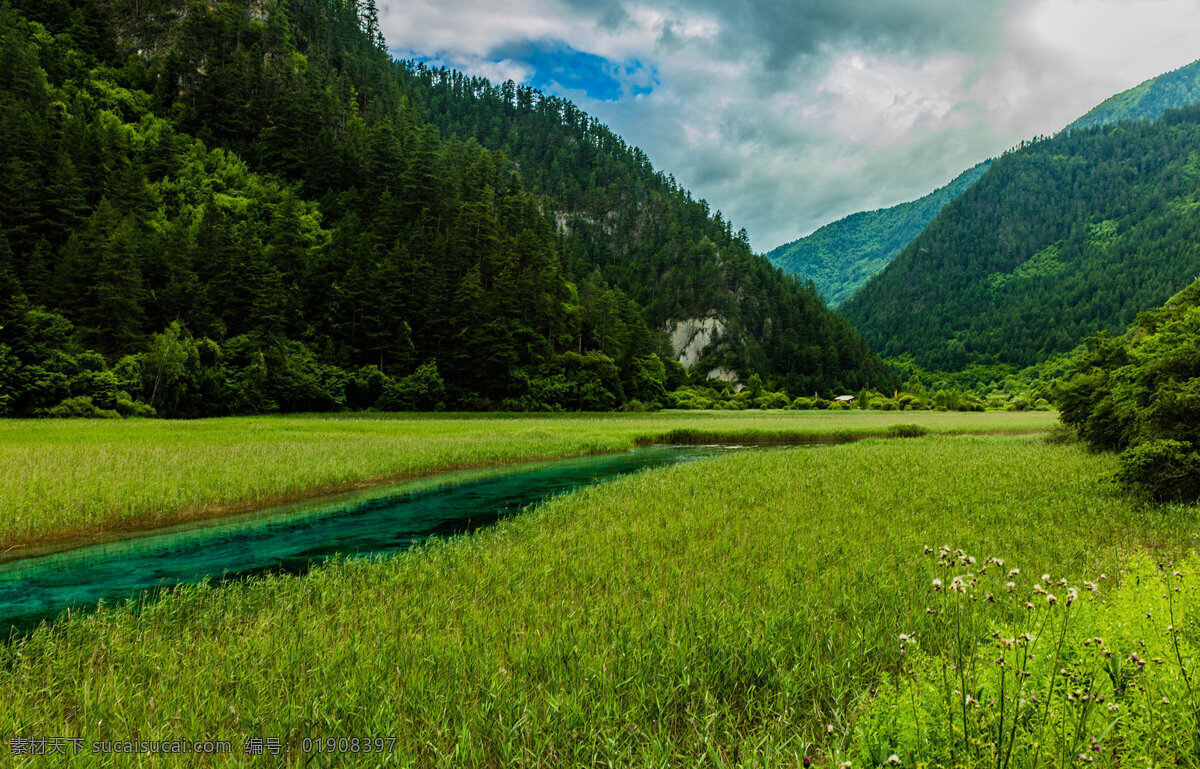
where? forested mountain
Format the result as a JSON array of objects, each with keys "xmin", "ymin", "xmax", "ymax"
[
  {"xmin": 0, "ymin": 0, "xmax": 889, "ymax": 417},
  {"xmin": 771, "ymin": 58, "xmax": 1200, "ymax": 310},
  {"xmin": 765, "ymin": 162, "xmax": 990, "ymax": 306},
  {"xmin": 840, "ymin": 105, "xmax": 1200, "ymax": 371},
  {"xmin": 1069, "ymin": 58, "xmax": 1200, "ymax": 131}
]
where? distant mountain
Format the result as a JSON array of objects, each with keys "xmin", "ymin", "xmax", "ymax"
[
  {"xmin": 765, "ymin": 162, "xmax": 989, "ymax": 306},
  {"xmin": 839, "ymin": 104, "xmax": 1200, "ymax": 371},
  {"xmin": 1069, "ymin": 58, "xmax": 1200, "ymax": 131},
  {"xmin": 770, "ymin": 57, "xmax": 1200, "ymax": 308}
]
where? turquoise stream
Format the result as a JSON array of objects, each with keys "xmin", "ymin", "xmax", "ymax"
[{"xmin": 0, "ymin": 445, "xmax": 741, "ymax": 637}]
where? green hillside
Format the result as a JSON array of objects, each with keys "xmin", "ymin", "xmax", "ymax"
[
  {"xmin": 840, "ymin": 106, "xmax": 1200, "ymax": 371},
  {"xmin": 770, "ymin": 58, "xmax": 1200, "ymax": 308},
  {"xmin": 1069, "ymin": 57, "xmax": 1200, "ymax": 131},
  {"xmin": 0, "ymin": 0, "xmax": 889, "ymax": 417},
  {"xmin": 765, "ymin": 162, "xmax": 989, "ymax": 306}
]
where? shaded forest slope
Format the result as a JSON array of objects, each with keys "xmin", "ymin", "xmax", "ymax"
[{"xmin": 0, "ymin": 0, "xmax": 888, "ymax": 416}]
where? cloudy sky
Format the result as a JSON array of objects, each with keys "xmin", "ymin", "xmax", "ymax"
[{"xmin": 378, "ymin": 0, "xmax": 1200, "ymax": 252}]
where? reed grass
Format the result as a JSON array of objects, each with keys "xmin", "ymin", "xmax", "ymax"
[
  {"xmin": 0, "ymin": 410, "xmax": 1055, "ymax": 553},
  {"xmin": 2, "ymin": 432, "xmax": 1193, "ymax": 767}
]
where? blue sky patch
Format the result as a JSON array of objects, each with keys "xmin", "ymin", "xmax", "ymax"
[{"xmin": 398, "ymin": 40, "xmax": 656, "ymax": 103}]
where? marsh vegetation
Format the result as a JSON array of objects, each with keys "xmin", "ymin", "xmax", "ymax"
[{"xmin": 5, "ymin": 416, "xmax": 1199, "ymax": 767}]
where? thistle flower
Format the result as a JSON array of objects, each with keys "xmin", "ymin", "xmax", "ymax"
[
  {"xmin": 932, "ymin": 578, "xmax": 943, "ymax": 590},
  {"xmin": 1042, "ymin": 573, "xmax": 1051, "ymax": 582},
  {"xmin": 1008, "ymin": 568, "xmax": 1020, "ymax": 577},
  {"xmin": 1006, "ymin": 581, "xmax": 1016, "ymax": 591},
  {"xmin": 1047, "ymin": 593, "xmax": 1058, "ymax": 605},
  {"xmin": 1066, "ymin": 587, "xmax": 1078, "ymax": 606},
  {"xmin": 1032, "ymin": 583, "xmax": 1047, "ymax": 594},
  {"xmin": 1083, "ymin": 581, "xmax": 1097, "ymax": 592}
]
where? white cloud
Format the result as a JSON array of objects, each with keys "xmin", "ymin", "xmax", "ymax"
[{"xmin": 378, "ymin": 0, "xmax": 1200, "ymax": 252}]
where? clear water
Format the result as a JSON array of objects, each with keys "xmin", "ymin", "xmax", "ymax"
[{"xmin": 0, "ymin": 445, "xmax": 740, "ymax": 637}]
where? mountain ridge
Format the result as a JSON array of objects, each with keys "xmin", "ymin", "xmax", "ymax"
[
  {"xmin": 765, "ymin": 161, "xmax": 990, "ymax": 306},
  {"xmin": 839, "ymin": 103, "xmax": 1200, "ymax": 372},
  {"xmin": 1069, "ymin": 58, "xmax": 1200, "ymax": 131},
  {"xmin": 769, "ymin": 56, "xmax": 1200, "ymax": 309}
]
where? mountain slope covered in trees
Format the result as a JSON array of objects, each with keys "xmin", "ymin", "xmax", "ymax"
[
  {"xmin": 771, "ymin": 57, "xmax": 1200, "ymax": 309},
  {"xmin": 0, "ymin": 0, "xmax": 889, "ymax": 417},
  {"xmin": 840, "ymin": 105, "xmax": 1200, "ymax": 371},
  {"xmin": 765, "ymin": 162, "xmax": 990, "ymax": 306},
  {"xmin": 1069, "ymin": 57, "xmax": 1200, "ymax": 131}
]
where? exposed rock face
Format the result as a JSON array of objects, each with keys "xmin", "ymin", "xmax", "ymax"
[
  {"xmin": 666, "ymin": 317, "xmax": 727, "ymax": 369},
  {"xmin": 707, "ymin": 367, "xmax": 739, "ymax": 384}
]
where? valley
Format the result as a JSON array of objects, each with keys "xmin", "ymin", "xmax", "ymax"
[{"xmin": 4, "ymin": 0, "xmax": 1200, "ymax": 766}]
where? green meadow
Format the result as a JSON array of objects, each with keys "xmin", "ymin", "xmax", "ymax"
[
  {"xmin": 0, "ymin": 410, "xmax": 1053, "ymax": 555},
  {"xmin": 4, "ymin": 413, "xmax": 1200, "ymax": 767}
]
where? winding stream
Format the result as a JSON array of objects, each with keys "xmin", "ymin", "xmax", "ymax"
[{"xmin": 0, "ymin": 445, "xmax": 746, "ymax": 636}]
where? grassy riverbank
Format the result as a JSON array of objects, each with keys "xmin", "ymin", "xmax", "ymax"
[
  {"xmin": 3, "ymin": 432, "xmax": 1195, "ymax": 767},
  {"xmin": 0, "ymin": 411, "xmax": 1055, "ymax": 554}
]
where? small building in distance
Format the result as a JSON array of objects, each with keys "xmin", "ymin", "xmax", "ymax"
[{"xmin": 833, "ymin": 395, "xmax": 856, "ymax": 403}]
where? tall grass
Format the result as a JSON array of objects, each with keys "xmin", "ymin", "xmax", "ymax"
[
  {"xmin": 1, "ymin": 434, "xmax": 1190, "ymax": 767},
  {"xmin": 0, "ymin": 411, "xmax": 1056, "ymax": 552},
  {"xmin": 857, "ymin": 551, "xmax": 1200, "ymax": 767}
]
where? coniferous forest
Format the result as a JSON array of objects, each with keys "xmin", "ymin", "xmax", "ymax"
[
  {"xmin": 841, "ymin": 105, "xmax": 1200, "ymax": 372},
  {"xmin": 766, "ymin": 161, "xmax": 991, "ymax": 308},
  {"xmin": 0, "ymin": 0, "xmax": 890, "ymax": 418}
]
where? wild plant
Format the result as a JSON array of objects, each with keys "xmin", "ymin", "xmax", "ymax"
[{"xmin": 854, "ymin": 549, "xmax": 1200, "ymax": 768}]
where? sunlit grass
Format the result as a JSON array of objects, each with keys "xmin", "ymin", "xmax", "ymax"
[
  {"xmin": 2, "ymin": 432, "xmax": 1193, "ymax": 767},
  {"xmin": 0, "ymin": 410, "xmax": 1056, "ymax": 552}
]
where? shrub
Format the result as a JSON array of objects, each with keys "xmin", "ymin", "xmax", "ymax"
[
  {"xmin": 886, "ymin": 424, "xmax": 928, "ymax": 438},
  {"xmin": 754, "ymin": 391, "xmax": 791, "ymax": 410},
  {"xmin": 46, "ymin": 395, "xmax": 120, "ymax": 419},
  {"xmin": 377, "ymin": 361, "xmax": 446, "ymax": 412},
  {"xmin": 1114, "ymin": 439, "xmax": 1200, "ymax": 501},
  {"xmin": 789, "ymin": 396, "xmax": 815, "ymax": 410},
  {"xmin": 114, "ymin": 392, "xmax": 156, "ymax": 418}
]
